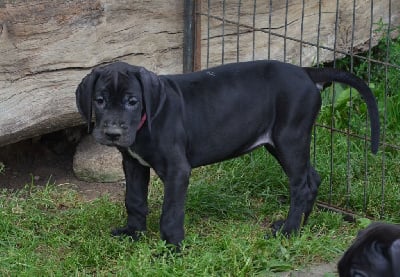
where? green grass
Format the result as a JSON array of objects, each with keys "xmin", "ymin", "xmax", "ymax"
[
  {"xmin": 1, "ymin": 141, "xmax": 397, "ymax": 275},
  {"xmin": 0, "ymin": 171, "xmax": 357, "ymax": 276}
]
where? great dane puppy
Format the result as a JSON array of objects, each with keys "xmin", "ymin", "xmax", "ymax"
[
  {"xmin": 338, "ymin": 222, "xmax": 400, "ymax": 277},
  {"xmin": 76, "ymin": 60, "xmax": 380, "ymax": 247}
]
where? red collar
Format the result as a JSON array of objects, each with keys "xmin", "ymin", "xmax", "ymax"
[{"xmin": 137, "ymin": 113, "xmax": 147, "ymax": 130}]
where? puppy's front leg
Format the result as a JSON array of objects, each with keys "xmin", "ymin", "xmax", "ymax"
[
  {"xmin": 112, "ymin": 151, "xmax": 150, "ymax": 240},
  {"xmin": 158, "ymin": 164, "xmax": 191, "ymax": 248}
]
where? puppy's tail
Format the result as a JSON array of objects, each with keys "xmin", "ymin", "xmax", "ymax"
[{"xmin": 304, "ymin": 67, "xmax": 380, "ymax": 154}]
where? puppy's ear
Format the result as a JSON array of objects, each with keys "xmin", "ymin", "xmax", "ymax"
[
  {"xmin": 76, "ymin": 69, "xmax": 101, "ymax": 133},
  {"xmin": 137, "ymin": 67, "xmax": 166, "ymax": 132}
]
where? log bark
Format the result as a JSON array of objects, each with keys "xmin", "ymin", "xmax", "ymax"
[{"xmin": 0, "ymin": 0, "xmax": 399, "ymax": 146}]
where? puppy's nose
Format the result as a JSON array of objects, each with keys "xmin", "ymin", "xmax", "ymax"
[{"xmin": 105, "ymin": 127, "xmax": 123, "ymax": 141}]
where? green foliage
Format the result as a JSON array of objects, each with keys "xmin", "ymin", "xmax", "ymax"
[
  {"xmin": 313, "ymin": 21, "xmax": 400, "ymax": 218},
  {"xmin": 356, "ymin": 218, "xmax": 372, "ymax": 229},
  {"xmin": 319, "ymin": 21, "xmax": 400, "ymax": 145}
]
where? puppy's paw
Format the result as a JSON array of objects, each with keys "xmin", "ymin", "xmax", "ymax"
[
  {"xmin": 264, "ymin": 220, "xmax": 285, "ymax": 239},
  {"xmin": 111, "ymin": 226, "xmax": 144, "ymax": 241},
  {"xmin": 271, "ymin": 219, "xmax": 286, "ymax": 235},
  {"xmin": 265, "ymin": 220, "xmax": 295, "ymax": 239}
]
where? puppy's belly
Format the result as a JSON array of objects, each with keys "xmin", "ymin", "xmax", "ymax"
[
  {"xmin": 243, "ymin": 131, "xmax": 274, "ymax": 152},
  {"xmin": 189, "ymin": 130, "xmax": 274, "ymax": 168}
]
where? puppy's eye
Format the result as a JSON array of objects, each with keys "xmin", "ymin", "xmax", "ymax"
[
  {"xmin": 95, "ymin": 97, "xmax": 105, "ymax": 106},
  {"xmin": 127, "ymin": 97, "xmax": 138, "ymax": 107}
]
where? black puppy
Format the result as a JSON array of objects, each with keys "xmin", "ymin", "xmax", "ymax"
[
  {"xmin": 75, "ymin": 60, "xmax": 380, "ymax": 247},
  {"xmin": 338, "ymin": 222, "xmax": 400, "ymax": 277}
]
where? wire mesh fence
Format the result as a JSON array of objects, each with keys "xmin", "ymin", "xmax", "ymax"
[{"xmin": 185, "ymin": 0, "xmax": 400, "ymax": 221}]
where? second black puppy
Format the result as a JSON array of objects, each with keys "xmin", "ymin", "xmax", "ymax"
[
  {"xmin": 338, "ymin": 222, "xmax": 400, "ymax": 277},
  {"xmin": 76, "ymin": 60, "xmax": 380, "ymax": 247}
]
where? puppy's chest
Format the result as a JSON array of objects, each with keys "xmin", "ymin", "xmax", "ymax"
[{"xmin": 126, "ymin": 148, "xmax": 151, "ymax": 167}]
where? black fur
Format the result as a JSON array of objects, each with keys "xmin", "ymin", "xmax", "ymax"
[{"xmin": 338, "ymin": 222, "xmax": 400, "ymax": 277}]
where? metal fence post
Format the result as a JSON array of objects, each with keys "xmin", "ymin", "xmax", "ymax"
[
  {"xmin": 183, "ymin": 0, "xmax": 201, "ymax": 73},
  {"xmin": 183, "ymin": 0, "xmax": 194, "ymax": 73}
]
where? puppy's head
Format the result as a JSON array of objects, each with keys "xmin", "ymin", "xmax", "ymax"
[
  {"xmin": 75, "ymin": 62, "xmax": 166, "ymax": 147},
  {"xmin": 338, "ymin": 222, "xmax": 400, "ymax": 277}
]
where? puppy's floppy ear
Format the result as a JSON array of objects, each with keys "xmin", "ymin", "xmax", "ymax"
[
  {"xmin": 75, "ymin": 69, "xmax": 101, "ymax": 133},
  {"xmin": 137, "ymin": 67, "xmax": 166, "ymax": 132}
]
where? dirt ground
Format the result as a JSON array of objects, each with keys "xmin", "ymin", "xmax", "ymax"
[{"xmin": 0, "ymin": 132, "xmax": 125, "ymax": 201}]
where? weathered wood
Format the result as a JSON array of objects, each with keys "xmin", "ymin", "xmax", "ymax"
[
  {"xmin": 0, "ymin": 0, "xmax": 184, "ymax": 146},
  {"xmin": 1, "ymin": 0, "xmax": 399, "ymax": 146}
]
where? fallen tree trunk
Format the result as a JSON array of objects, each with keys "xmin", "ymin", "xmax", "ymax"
[{"xmin": 0, "ymin": 0, "xmax": 184, "ymax": 146}]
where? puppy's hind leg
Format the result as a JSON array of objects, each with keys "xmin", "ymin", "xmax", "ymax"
[{"xmin": 265, "ymin": 126, "xmax": 321, "ymax": 236}]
